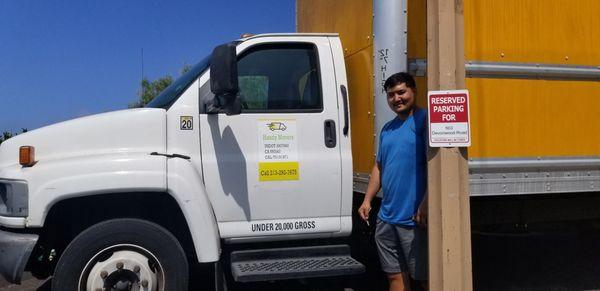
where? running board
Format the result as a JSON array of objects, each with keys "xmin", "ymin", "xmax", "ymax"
[{"xmin": 230, "ymin": 245, "xmax": 365, "ymax": 282}]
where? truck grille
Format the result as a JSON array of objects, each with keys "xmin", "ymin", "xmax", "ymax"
[{"xmin": 0, "ymin": 180, "xmax": 28, "ymax": 217}]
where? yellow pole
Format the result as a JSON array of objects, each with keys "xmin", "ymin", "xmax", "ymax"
[{"xmin": 426, "ymin": 0, "xmax": 473, "ymax": 290}]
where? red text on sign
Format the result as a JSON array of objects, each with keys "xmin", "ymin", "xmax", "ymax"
[{"xmin": 428, "ymin": 93, "xmax": 469, "ymax": 123}]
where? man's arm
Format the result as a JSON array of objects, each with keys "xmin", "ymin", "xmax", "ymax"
[
  {"xmin": 414, "ymin": 109, "xmax": 430, "ymax": 227},
  {"xmin": 358, "ymin": 163, "xmax": 381, "ymax": 221}
]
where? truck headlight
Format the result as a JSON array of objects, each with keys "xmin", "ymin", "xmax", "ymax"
[{"xmin": 0, "ymin": 180, "xmax": 28, "ymax": 217}]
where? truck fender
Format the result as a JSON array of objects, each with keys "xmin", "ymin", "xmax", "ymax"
[
  {"xmin": 32, "ymin": 154, "xmax": 220, "ymax": 262},
  {"xmin": 167, "ymin": 157, "xmax": 221, "ymax": 262},
  {"xmin": 26, "ymin": 153, "xmax": 167, "ymax": 226}
]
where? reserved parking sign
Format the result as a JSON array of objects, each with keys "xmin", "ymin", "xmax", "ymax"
[{"xmin": 427, "ymin": 90, "xmax": 471, "ymax": 147}]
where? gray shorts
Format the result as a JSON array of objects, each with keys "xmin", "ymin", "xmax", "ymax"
[{"xmin": 374, "ymin": 219, "xmax": 428, "ymax": 280}]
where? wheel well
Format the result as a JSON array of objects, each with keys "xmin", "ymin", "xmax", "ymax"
[{"xmin": 28, "ymin": 192, "xmax": 198, "ymax": 277}]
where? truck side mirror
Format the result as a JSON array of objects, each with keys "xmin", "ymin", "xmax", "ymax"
[{"xmin": 210, "ymin": 42, "xmax": 241, "ymax": 115}]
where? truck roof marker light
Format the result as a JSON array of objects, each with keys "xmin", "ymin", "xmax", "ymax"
[
  {"xmin": 241, "ymin": 33, "xmax": 255, "ymax": 38},
  {"xmin": 19, "ymin": 146, "xmax": 36, "ymax": 167}
]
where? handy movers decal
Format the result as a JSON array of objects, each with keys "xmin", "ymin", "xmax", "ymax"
[{"xmin": 258, "ymin": 119, "xmax": 299, "ymax": 181}]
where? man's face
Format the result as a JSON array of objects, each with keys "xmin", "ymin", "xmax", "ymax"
[{"xmin": 386, "ymin": 82, "xmax": 416, "ymax": 116}]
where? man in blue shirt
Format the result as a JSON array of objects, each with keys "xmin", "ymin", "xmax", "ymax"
[{"xmin": 358, "ymin": 72, "xmax": 428, "ymax": 291}]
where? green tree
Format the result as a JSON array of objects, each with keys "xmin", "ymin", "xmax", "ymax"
[
  {"xmin": 129, "ymin": 63, "xmax": 193, "ymax": 108},
  {"xmin": 129, "ymin": 76, "xmax": 174, "ymax": 108},
  {"xmin": 0, "ymin": 128, "xmax": 27, "ymax": 145},
  {"xmin": 1, "ymin": 131, "xmax": 12, "ymax": 144}
]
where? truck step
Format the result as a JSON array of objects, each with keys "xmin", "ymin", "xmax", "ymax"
[{"xmin": 230, "ymin": 245, "xmax": 365, "ymax": 282}]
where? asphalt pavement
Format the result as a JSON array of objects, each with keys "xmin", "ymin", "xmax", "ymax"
[{"xmin": 0, "ymin": 274, "xmax": 48, "ymax": 291}]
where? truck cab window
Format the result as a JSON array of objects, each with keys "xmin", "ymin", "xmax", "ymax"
[
  {"xmin": 147, "ymin": 55, "xmax": 210, "ymax": 109},
  {"xmin": 236, "ymin": 43, "xmax": 323, "ymax": 113}
]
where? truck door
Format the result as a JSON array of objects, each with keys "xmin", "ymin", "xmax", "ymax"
[{"xmin": 199, "ymin": 36, "xmax": 342, "ymax": 240}]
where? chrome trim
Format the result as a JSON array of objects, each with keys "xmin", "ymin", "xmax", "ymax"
[
  {"xmin": 408, "ymin": 59, "xmax": 600, "ymax": 81},
  {"xmin": 353, "ymin": 157, "xmax": 600, "ymax": 196},
  {"xmin": 466, "ymin": 61, "xmax": 600, "ymax": 81},
  {"xmin": 353, "ymin": 172, "xmax": 370, "ymax": 194},
  {"xmin": 351, "ymin": 172, "xmax": 383, "ymax": 198},
  {"xmin": 469, "ymin": 157, "xmax": 600, "ymax": 171},
  {"xmin": 469, "ymin": 157, "xmax": 600, "ymax": 196}
]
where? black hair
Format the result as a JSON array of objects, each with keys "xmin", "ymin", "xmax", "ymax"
[{"xmin": 383, "ymin": 72, "xmax": 416, "ymax": 91}]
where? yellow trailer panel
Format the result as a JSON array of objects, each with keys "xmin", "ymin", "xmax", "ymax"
[
  {"xmin": 297, "ymin": 0, "xmax": 376, "ymax": 173},
  {"xmin": 468, "ymin": 78, "xmax": 600, "ymax": 158},
  {"xmin": 462, "ymin": 0, "xmax": 600, "ymax": 158},
  {"xmin": 464, "ymin": 0, "xmax": 600, "ymax": 65},
  {"xmin": 298, "ymin": 0, "xmax": 600, "ymax": 160},
  {"xmin": 343, "ymin": 48, "xmax": 375, "ymax": 173}
]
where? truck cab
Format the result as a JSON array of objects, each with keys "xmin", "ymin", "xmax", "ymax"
[{"xmin": 0, "ymin": 34, "xmax": 362, "ymax": 290}]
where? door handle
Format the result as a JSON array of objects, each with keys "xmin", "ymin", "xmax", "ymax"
[
  {"xmin": 340, "ymin": 85, "xmax": 350, "ymax": 136},
  {"xmin": 324, "ymin": 119, "xmax": 337, "ymax": 148}
]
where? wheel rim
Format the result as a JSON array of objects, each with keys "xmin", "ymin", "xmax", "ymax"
[{"xmin": 78, "ymin": 244, "xmax": 164, "ymax": 291}]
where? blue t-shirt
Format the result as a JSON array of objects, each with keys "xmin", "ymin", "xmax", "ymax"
[{"xmin": 376, "ymin": 108, "xmax": 427, "ymax": 226}]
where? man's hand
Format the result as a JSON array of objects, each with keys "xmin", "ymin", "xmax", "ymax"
[
  {"xmin": 413, "ymin": 207, "xmax": 427, "ymax": 227},
  {"xmin": 359, "ymin": 163, "xmax": 381, "ymax": 226},
  {"xmin": 358, "ymin": 201, "xmax": 372, "ymax": 222},
  {"xmin": 413, "ymin": 196, "xmax": 428, "ymax": 227}
]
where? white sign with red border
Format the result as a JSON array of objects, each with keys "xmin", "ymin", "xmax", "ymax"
[{"xmin": 427, "ymin": 90, "xmax": 471, "ymax": 147}]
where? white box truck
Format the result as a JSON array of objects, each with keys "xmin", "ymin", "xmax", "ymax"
[{"xmin": 0, "ymin": 34, "xmax": 366, "ymax": 290}]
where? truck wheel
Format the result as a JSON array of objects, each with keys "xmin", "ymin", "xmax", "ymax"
[{"xmin": 51, "ymin": 218, "xmax": 188, "ymax": 291}]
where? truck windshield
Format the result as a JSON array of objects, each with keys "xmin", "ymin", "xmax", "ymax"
[{"xmin": 146, "ymin": 55, "xmax": 211, "ymax": 109}]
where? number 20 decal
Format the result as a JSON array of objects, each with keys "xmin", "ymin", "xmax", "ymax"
[{"xmin": 180, "ymin": 116, "xmax": 193, "ymax": 130}]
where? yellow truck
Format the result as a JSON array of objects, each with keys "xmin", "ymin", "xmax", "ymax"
[{"xmin": 297, "ymin": 0, "xmax": 600, "ymax": 227}]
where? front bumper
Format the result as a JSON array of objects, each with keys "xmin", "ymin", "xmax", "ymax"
[{"xmin": 0, "ymin": 229, "xmax": 38, "ymax": 284}]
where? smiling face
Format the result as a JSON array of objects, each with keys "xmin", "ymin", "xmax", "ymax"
[{"xmin": 386, "ymin": 82, "xmax": 416, "ymax": 118}]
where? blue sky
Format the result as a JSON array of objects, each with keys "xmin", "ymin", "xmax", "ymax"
[{"xmin": 0, "ymin": 0, "xmax": 295, "ymax": 133}]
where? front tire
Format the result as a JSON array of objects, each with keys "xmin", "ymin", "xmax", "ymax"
[{"xmin": 52, "ymin": 218, "xmax": 189, "ymax": 291}]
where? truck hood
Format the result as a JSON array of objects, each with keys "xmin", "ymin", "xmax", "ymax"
[{"xmin": 0, "ymin": 108, "xmax": 167, "ymax": 168}]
